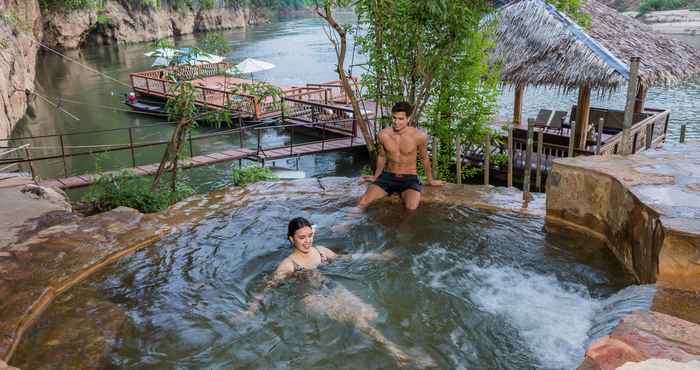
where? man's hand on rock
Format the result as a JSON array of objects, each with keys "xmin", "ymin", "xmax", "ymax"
[{"xmin": 426, "ymin": 179, "xmax": 445, "ymax": 187}]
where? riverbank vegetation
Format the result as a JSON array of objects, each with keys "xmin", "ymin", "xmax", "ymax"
[{"xmin": 638, "ymin": 0, "xmax": 700, "ymax": 14}]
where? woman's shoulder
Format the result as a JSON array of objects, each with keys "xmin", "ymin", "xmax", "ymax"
[{"xmin": 273, "ymin": 257, "xmax": 296, "ymax": 278}]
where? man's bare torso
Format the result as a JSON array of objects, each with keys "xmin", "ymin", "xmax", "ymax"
[{"xmin": 378, "ymin": 126, "xmax": 425, "ymax": 175}]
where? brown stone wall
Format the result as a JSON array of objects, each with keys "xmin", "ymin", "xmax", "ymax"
[{"xmin": 545, "ymin": 163, "xmax": 663, "ymax": 284}]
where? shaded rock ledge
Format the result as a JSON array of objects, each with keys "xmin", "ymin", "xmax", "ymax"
[
  {"xmin": 546, "ymin": 142, "xmax": 700, "ymax": 292},
  {"xmin": 0, "ymin": 178, "xmax": 543, "ymax": 366}
]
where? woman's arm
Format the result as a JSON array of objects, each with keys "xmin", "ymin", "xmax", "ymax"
[{"xmin": 244, "ymin": 259, "xmax": 292, "ymax": 315}]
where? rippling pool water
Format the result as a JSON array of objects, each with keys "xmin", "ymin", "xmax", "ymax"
[{"xmin": 13, "ymin": 193, "xmax": 655, "ymax": 370}]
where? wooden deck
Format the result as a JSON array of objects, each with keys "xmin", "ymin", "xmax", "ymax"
[{"xmin": 30, "ymin": 136, "xmax": 366, "ymax": 190}]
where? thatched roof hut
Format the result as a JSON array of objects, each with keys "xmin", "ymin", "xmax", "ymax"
[
  {"xmin": 490, "ymin": 0, "xmax": 700, "ymax": 147},
  {"xmin": 492, "ymin": 0, "xmax": 700, "ymax": 91}
]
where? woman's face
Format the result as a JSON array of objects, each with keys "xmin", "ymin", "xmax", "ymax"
[{"xmin": 289, "ymin": 226, "xmax": 314, "ymax": 253}]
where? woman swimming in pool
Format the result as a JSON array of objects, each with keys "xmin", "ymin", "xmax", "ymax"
[{"xmin": 246, "ymin": 217, "xmax": 433, "ymax": 368}]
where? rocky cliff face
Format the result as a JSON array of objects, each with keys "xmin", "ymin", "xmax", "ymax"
[
  {"xmin": 0, "ymin": 2, "xmax": 262, "ymax": 141},
  {"xmin": 42, "ymin": 3, "xmax": 257, "ymax": 49},
  {"xmin": 0, "ymin": 0, "xmax": 41, "ymax": 142}
]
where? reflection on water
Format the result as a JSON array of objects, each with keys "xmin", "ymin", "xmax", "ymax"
[
  {"xmin": 12, "ymin": 14, "xmax": 700, "ymax": 189},
  {"xmin": 14, "ymin": 198, "xmax": 654, "ymax": 370}
]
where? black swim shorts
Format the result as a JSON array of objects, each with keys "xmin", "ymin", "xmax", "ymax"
[{"xmin": 373, "ymin": 172, "xmax": 422, "ymax": 195}]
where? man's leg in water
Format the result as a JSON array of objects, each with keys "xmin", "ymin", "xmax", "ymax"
[
  {"xmin": 357, "ymin": 184, "xmax": 389, "ymax": 210},
  {"xmin": 331, "ymin": 184, "xmax": 388, "ymax": 236},
  {"xmin": 400, "ymin": 189, "xmax": 421, "ymax": 211}
]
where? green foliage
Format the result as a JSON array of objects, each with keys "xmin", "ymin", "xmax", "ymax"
[
  {"xmin": 82, "ymin": 170, "xmax": 194, "ymax": 213},
  {"xmin": 552, "ymin": 0, "xmax": 593, "ymax": 29},
  {"xmin": 201, "ymin": 0, "xmax": 216, "ymax": 10},
  {"xmin": 200, "ymin": 32, "xmax": 231, "ymax": 55},
  {"xmin": 96, "ymin": 13, "xmax": 112, "ymax": 26},
  {"xmin": 40, "ymin": 0, "xmax": 95, "ymax": 11},
  {"xmin": 492, "ymin": 152, "xmax": 508, "ymax": 168},
  {"xmin": 230, "ymin": 166, "xmax": 278, "ymax": 186},
  {"xmin": 638, "ymin": 0, "xmax": 688, "ymax": 14}
]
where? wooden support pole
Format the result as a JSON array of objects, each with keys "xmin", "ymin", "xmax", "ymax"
[
  {"xmin": 455, "ymin": 135, "xmax": 462, "ymax": 184},
  {"xmin": 680, "ymin": 124, "xmax": 687, "ymax": 143},
  {"xmin": 622, "ymin": 57, "xmax": 641, "ymax": 155},
  {"xmin": 634, "ymin": 85, "xmax": 647, "ymax": 114},
  {"xmin": 484, "ymin": 132, "xmax": 490, "ymax": 186},
  {"xmin": 536, "ymin": 130, "xmax": 543, "ymax": 192},
  {"xmin": 513, "ymin": 84, "xmax": 524, "ymax": 126},
  {"xmin": 59, "ymin": 135, "xmax": 68, "ymax": 177},
  {"xmin": 596, "ymin": 118, "xmax": 604, "ymax": 155},
  {"xmin": 128, "ymin": 127, "xmax": 136, "ymax": 168},
  {"xmin": 24, "ymin": 146, "xmax": 36, "ymax": 182},
  {"xmin": 432, "ymin": 135, "xmax": 439, "ymax": 180},
  {"xmin": 575, "ymin": 86, "xmax": 591, "ymax": 150},
  {"xmin": 523, "ymin": 119, "xmax": 534, "ymax": 199},
  {"xmin": 507, "ymin": 127, "xmax": 513, "ymax": 188},
  {"xmin": 568, "ymin": 121, "xmax": 577, "ymax": 158}
]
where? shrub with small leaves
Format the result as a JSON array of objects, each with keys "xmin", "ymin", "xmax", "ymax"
[{"xmin": 231, "ymin": 166, "xmax": 278, "ymax": 186}]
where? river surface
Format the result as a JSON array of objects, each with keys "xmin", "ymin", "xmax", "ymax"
[
  {"xmin": 12, "ymin": 198, "xmax": 654, "ymax": 370},
  {"xmin": 11, "ymin": 14, "xmax": 700, "ymax": 196}
]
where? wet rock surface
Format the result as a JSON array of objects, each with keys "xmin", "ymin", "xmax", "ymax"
[
  {"xmin": 0, "ymin": 178, "xmax": 543, "ymax": 366},
  {"xmin": 580, "ymin": 311, "xmax": 700, "ymax": 370},
  {"xmin": 546, "ymin": 143, "xmax": 700, "ymax": 291}
]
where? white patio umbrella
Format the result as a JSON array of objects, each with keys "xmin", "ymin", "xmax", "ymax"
[
  {"xmin": 225, "ymin": 58, "xmax": 275, "ymax": 81},
  {"xmin": 145, "ymin": 48, "xmax": 225, "ymax": 67}
]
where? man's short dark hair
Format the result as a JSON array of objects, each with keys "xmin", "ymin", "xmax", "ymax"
[{"xmin": 391, "ymin": 101, "xmax": 412, "ymax": 116}]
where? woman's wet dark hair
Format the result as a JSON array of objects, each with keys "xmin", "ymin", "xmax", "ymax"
[{"xmin": 288, "ymin": 217, "xmax": 313, "ymax": 238}]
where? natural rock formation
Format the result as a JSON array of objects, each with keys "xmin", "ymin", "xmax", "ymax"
[
  {"xmin": 0, "ymin": 0, "xmax": 41, "ymax": 141},
  {"xmin": 546, "ymin": 143, "xmax": 700, "ymax": 291},
  {"xmin": 578, "ymin": 311, "xmax": 700, "ymax": 370},
  {"xmin": 42, "ymin": 3, "xmax": 257, "ymax": 49}
]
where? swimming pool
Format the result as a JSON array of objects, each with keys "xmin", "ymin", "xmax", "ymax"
[{"xmin": 12, "ymin": 190, "xmax": 654, "ymax": 370}]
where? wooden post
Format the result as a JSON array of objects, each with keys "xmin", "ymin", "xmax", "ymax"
[
  {"xmin": 568, "ymin": 121, "xmax": 577, "ymax": 158},
  {"xmin": 24, "ymin": 146, "xmax": 36, "ymax": 182},
  {"xmin": 634, "ymin": 85, "xmax": 647, "ymax": 114},
  {"xmin": 455, "ymin": 135, "xmax": 462, "ymax": 184},
  {"xmin": 535, "ymin": 130, "xmax": 543, "ymax": 192},
  {"xmin": 680, "ymin": 124, "xmax": 687, "ymax": 143},
  {"xmin": 238, "ymin": 116, "xmax": 244, "ymax": 148},
  {"xmin": 622, "ymin": 57, "xmax": 641, "ymax": 155},
  {"xmin": 128, "ymin": 127, "xmax": 136, "ymax": 168},
  {"xmin": 523, "ymin": 119, "xmax": 534, "ymax": 199},
  {"xmin": 575, "ymin": 86, "xmax": 591, "ymax": 150},
  {"xmin": 596, "ymin": 118, "xmax": 604, "ymax": 155},
  {"xmin": 484, "ymin": 132, "xmax": 490, "ymax": 186},
  {"xmin": 507, "ymin": 127, "xmax": 513, "ymax": 188},
  {"xmin": 290, "ymin": 125, "xmax": 294, "ymax": 155},
  {"xmin": 431, "ymin": 135, "xmax": 439, "ymax": 181},
  {"xmin": 59, "ymin": 135, "xmax": 68, "ymax": 177},
  {"xmin": 188, "ymin": 131, "xmax": 194, "ymax": 157},
  {"xmin": 513, "ymin": 84, "xmax": 524, "ymax": 126}
]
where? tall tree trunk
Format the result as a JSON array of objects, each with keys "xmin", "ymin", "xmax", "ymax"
[{"xmin": 317, "ymin": 3, "xmax": 377, "ymax": 163}]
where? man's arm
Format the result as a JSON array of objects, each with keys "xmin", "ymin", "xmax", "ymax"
[{"xmin": 418, "ymin": 132, "xmax": 444, "ymax": 186}]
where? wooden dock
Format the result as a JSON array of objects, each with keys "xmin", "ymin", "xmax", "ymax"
[{"xmin": 29, "ymin": 135, "xmax": 366, "ymax": 190}]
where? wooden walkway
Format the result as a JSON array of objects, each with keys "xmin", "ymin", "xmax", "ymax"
[{"xmin": 32, "ymin": 136, "xmax": 366, "ymax": 190}]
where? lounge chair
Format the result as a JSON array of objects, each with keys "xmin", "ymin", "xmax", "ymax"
[{"xmin": 533, "ymin": 109, "xmax": 554, "ymax": 128}]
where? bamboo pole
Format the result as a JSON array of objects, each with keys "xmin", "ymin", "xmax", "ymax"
[
  {"xmin": 456, "ymin": 135, "xmax": 462, "ymax": 184},
  {"xmin": 513, "ymin": 84, "xmax": 524, "ymax": 125},
  {"xmin": 575, "ymin": 86, "xmax": 591, "ymax": 150},
  {"xmin": 596, "ymin": 118, "xmax": 604, "ymax": 155},
  {"xmin": 523, "ymin": 119, "xmax": 534, "ymax": 199},
  {"xmin": 484, "ymin": 132, "xmax": 490, "ymax": 186},
  {"xmin": 622, "ymin": 57, "xmax": 641, "ymax": 155},
  {"xmin": 680, "ymin": 124, "xmax": 687, "ymax": 143},
  {"xmin": 536, "ymin": 130, "xmax": 543, "ymax": 192},
  {"xmin": 568, "ymin": 121, "xmax": 577, "ymax": 158},
  {"xmin": 507, "ymin": 127, "xmax": 513, "ymax": 188}
]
